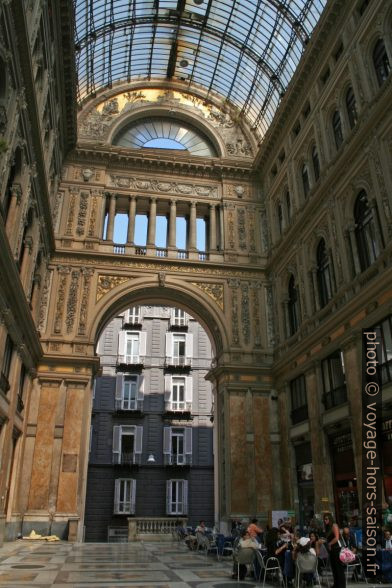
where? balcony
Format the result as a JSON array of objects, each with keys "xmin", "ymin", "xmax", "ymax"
[
  {"xmin": 164, "ymin": 453, "xmax": 192, "ymax": 466},
  {"xmin": 164, "ymin": 401, "xmax": 192, "ymax": 420},
  {"xmin": 165, "ymin": 356, "xmax": 192, "ymax": 369},
  {"xmin": 115, "ymin": 398, "xmax": 144, "ymax": 413},
  {"xmin": 322, "ymin": 385, "xmax": 347, "ymax": 410},
  {"xmin": 115, "ymin": 452, "xmax": 141, "ymax": 466},
  {"xmin": 117, "ymin": 355, "xmax": 144, "ymax": 370},
  {"xmin": 291, "ymin": 405, "xmax": 309, "ymax": 425}
]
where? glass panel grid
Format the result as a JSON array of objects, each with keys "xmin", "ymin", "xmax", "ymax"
[{"xmin": 74, "ymin": 0, "xmax": 326, "ymax": 136}]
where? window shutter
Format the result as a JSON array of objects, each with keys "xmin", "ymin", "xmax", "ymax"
[
  {"xmin": 183, "ymin": 480, "xmax": 188, "ymax": 515},
  {"xmin": 137, "ymin": 375, "xmax": 144, "ymax": 401},
  {"xmin": 166, "ymin": 480, "xmax": 172, "ymax": 515},
  {"xmin": 114, "ymin": 478, "xmax": 121, "ymax": 514},
  {"xmin": 165, "ymin": 332, "xmax": 173, "ymax": 360},
  {"xmin": 185, "ymin": 333, "xmax": 193, "ymax": 359},
  {"xmin": 164, "ymin": 375, "xmax": 172, "ymax": 404},
  {"xmin": 112, "ymin": 426, "xmax": 121, "ymax": 463},
  {"xmin": 134, "ymin": 425, "xmax": 143, "ymax": 454},
  {"xmin": 184, "ymin": 426, "xmax": 192, "ymax": 454},
  {"xmin": 118, "ymin": 331, "xmax": 127, "ymax": 357},
  {"xmin": 185, "ymin": 375, "xmax": 192, "ymax": 406},
  {"xmin": 115, "ymin": 374, "xmax": 124, "ymax": 409},
  {"xmin": 131, "ymin": 479, "xmax": 136, "ymax": 514},
  {"xmin": 163, "ymin": 426, "xmax": 171, "ymax": 454},
  {"xmin": 139, "ymin": 331, "xmax": 147, "ymax": 357}
]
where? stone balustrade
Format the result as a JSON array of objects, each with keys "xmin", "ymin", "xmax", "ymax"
[{"xmin": 127, "ymin": 517, "xmax": 187, "ymax": 542}]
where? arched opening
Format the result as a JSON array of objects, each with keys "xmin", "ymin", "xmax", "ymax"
[
  {"xmin": 85, "ymin": 288, "xmax": 224, "ymax": 542},
  {"xmin": 354, "ymin": 190, "xmax": 380, "ymax": 271},
  {"xmin": 373, "ymin": 38, "xmax": 390, "ymax": 87}
]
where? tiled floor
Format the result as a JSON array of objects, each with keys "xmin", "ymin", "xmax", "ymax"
[{"xmin": 0, "ymin": 540, "xmax": 383, "ymax": 587}]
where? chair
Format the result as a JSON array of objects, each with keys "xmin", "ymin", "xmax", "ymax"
[
  {"xmin": 196, "ymin": 531, "xmax": 210, "ymax": 554},
  {"xmin": 346, "ymin": 555, "xmax": 368, "ymax": 584},
  {"xmin": 263, "ymin": 556, "xmax": 285, "ymax": 587},
  {"xmin": 255, "ymin": 549, "xmax": 266, "ymax": 582},
  {"xmin": 295, "ymin": 552, "xmax": 321, "ymax": 588},
  {"xmin": 234, "ymin": 547, "xmax": 256, "ymax": 581}
]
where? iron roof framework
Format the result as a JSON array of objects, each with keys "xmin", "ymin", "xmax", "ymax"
[{"xmin": 74, "ymin": 0, "xmax": 326, "ymax": 137}]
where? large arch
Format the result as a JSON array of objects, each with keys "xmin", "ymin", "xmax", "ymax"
[{"xmin": 91, "ymin": 277, "xmax": 230, "ymax": 360}]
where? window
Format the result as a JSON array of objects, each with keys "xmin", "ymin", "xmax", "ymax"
[
  {"xmin": 334, "ymin": 42, "xmax": 344, "ymax": 62},
  {"xmin": 316, "ymin": 239, "xmax": 333, "ymax": 308},
  {"xmin": 164, "ymin": 375, "xmax": 192, "ymax": 411},
  {"xmin": 172, "ymin": 308, "xmax": 187, "ymax": 327},
  {"xmin": 1, "ymin": 335, "xmax": 13, "ymax": 392},
  {"xmin": 115, "ymin": 374, "xmax": 144, "ymax": 411},
  {"xmin": 277, "ymin": 202, "xmax": 283, "ymax": 234},
  {"xmin": 312, "ymin": 146, "xmax": 320, "ymax": 181},
  {"xmin": 114, "ymin": 479, "xmax": 136, "ymax": 514},
  {"xmin": 126, "ymin": 307, "xmax": 140, "ymax": 324},
  {"xmin": 321, "ymin": 67, "xmax": 330, "ymax": 84},
  {"xmin": 166, "ymin": 479, "xmax": 188, "ymax": 515},
  {"xmin": 377, "ymin": 315, "xmax": 392, "ymax": 385},
  {"xmin": 288, "ymin": 276, "xmax": 299, "ymax": 336},
  {"xmin": 332, "ymin": 111, "xmax": 343, "ymax": 149},
  {"xmin": 165, "ymin": 332, "xmax": 193, "ymax": 366},
  {"xmin": 285, "ymin": 191, "xmax": 291, "ymax": 221},
  {"xmin": 322, "ymin": 351, "xmax": 347, "ymax": 410},
  {"xmin": 293, "ymin": 120, "xmax": 301, "ymax": 136},
  {"xmin": 301, "ymin": 164, "xmax": 310, "ymax": 198},
  {"xmin": 118, "ymin": 330, "xmax": 146, "ymax": 364},
  {"xmin": 290, "ymin": 375, "xmax": 308, "ymax": 424},
  {"xmin": 373, "ymin": 39, "xmax": 390, "ymax": 87},
  {"xmin": 112, "ymin": 425, "xmax": 143, "ymax": 465},
  {"xmin": 345, "ymin": 87, "xmax": 357, "ymax": 129},
  {"xmin": 354, "ymin": 190, "xmax": 380, "ymax": 271},
  {"xmin": 163, "ymin": 426, "xmax": 192, "ymax": 465}
]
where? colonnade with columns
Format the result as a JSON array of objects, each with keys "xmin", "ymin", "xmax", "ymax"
[{"xmin": 103, "ymin": 193, "xmax": 224, "ymax": 254}]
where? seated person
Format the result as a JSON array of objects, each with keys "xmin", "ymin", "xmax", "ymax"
[
  {"xmin": 247, "ymin": 518, "xmax": 263, "ymax": 543},
  {"xmin": 275, "ymin": 528, "xmax": 295, "ymax": 586},
  {"xmin": 195, "ymin": 520, "xmax": 210, "ymax": 550},
  {"xmin": 341, "ymin": 526, "xmax": 357, "ymax": 552},
  {"xmin": 231, "ymin": 528, "xmax": 260, "ymax": 580},
  {"xmin": 293, "ymin": 536, "xmax": 317, "ymax": 587},
  {"xmin": 383, "ymin": 530, "xmax": 392, "ymax": 550}
]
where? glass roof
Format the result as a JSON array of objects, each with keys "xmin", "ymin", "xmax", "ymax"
[{"xmin": 74, "ymin": 0, "xmax": 327, "ymax": 137}]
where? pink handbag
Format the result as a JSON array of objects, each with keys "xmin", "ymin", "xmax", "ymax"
[{"xmin": 339, "ymin": 547, "xmax": 356, "ymax": 564}]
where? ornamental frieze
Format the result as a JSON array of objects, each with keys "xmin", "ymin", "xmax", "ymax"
[
  {"xmin": 53, "ymin": 255, "xmax": 265, "ymax": 280},
  {"xmin": 96, "ymin": 274, "xmax": 132, "ymax": 301},
  {"xmin": 109, "ymin": 174, "xmax": 219, "ymax": 199},
  {"xmin": 191, "ymin": 282, "xmax": 224, "ymax": 310}
]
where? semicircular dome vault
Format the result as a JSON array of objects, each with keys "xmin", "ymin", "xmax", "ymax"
[
  {"xmin": 113, "ymin": 117, "xmax": 217, "ymax": 156},
  {"xmin": 74, "ymin": 0, "xmax": 327, "ymax": 139}
]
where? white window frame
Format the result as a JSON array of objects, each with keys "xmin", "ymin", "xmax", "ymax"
[
  {"xmin": 164, "ymin": 375, "xmax": 192, "ymax": 411},
  {"xmin": 165, "ymin": 333, "xmax": 193, "ymax": 366},
  {"xmin": 115, "ymin": 374, "xmax": 144, "ymax": 411},
  {"xmin": 114, "ymin": 478, "xmax": 136, "ymax": 514},
  {"xmin": 163, "ymin": 426, "xmax": 192, "ymax": 465},
  {"xmin": 166, "ymin": 479, "xmax": 188, "ymax": 515},
  {"xmin": 126, "ymin": 306, "xmax": 141, "ymax": 324},
  {"xmin": 112, "ymin": 425, "xmax": 143, "ymax": 465},
  {"xmin": 118, "ymin": 330, "xmax": 147, "ymax": 364}
]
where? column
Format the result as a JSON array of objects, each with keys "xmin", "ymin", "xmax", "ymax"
[
  {"xmin": 311, "ymin": 268, "xmax": 320, "ymax": 312},
  {"xmin": 167, "ymin": 199, "xmax": 177, "ymax": 248},
  {"xmin": 147, "ymin": 198, "xmax": 157, "ymax": 246},
  {"xmin": 347, "ymin": 224, "xmax": 361, "ymax": 275},
  {"xmin": 127, "ymin": 196, "xmax": 136, "ymax": 244},
  {"xmin": 209, "ymin": 204, "xmax": 217, "ymax": 251},
  {"xmin": 106, "ymin": 193, "xmax": 116, "ymax": 241},
  {"xmin": 219, "ymin": 205, "xmax": 224, "ymax": 250},
  {"xmin": 283, "ymin": 300, "xmax": 290, "ymax": 338},
  {"xmin": 369, "ymin": 198, "xmax": 384, "ymax": 253},
  {"xmin": 187, "ymin": 201, "xmax": 197, "ymax": 250},
  {"xmin": 5, "ymin": 184, "xmax": 22, "ymax": 242}
]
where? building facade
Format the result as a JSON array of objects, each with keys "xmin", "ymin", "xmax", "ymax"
[
  {"xmin": 0, "ymin": 0, "xmax": 391, "ymax": 543},
  {"xmin": 85, "ymin": 305, "xmax": 214, "ymax": 542}
]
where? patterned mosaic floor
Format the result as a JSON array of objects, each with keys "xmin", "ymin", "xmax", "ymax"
[{"xmin": 0, "ymin": 540, "xmax": 381, "ymax": 587}]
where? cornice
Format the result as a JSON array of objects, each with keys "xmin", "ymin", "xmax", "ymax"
[{"xmin": 70, "ymin": 145, "xmax": 254, "ymax": 181}]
